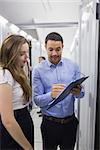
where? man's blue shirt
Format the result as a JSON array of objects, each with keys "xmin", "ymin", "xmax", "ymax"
[{"xmin": 32, "ymin": 58, "xmax": 84, "ymax": 118}]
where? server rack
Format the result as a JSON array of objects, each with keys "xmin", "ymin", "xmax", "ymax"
[{"xmin": 94, "ymin": 2, "xmax": 100, "ymax": 149}]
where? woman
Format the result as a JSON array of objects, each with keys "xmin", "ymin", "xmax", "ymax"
[{"xmin": 0, "ymin": 35, "xmax": 34, "ymax": 150}]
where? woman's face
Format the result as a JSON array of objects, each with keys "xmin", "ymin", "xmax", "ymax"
[{"xmin": 18, "ymin": 43, "xmax": 29, "ymax": 68}]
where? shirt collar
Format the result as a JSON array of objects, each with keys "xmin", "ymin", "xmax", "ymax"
[{"xmin": 47, "ymin": 58, "xmax": 64, "ymax": 67}]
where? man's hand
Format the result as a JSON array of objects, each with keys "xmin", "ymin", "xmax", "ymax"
[
  {"xmin": 70, "ymin": 85, "xmax": 81, "ymax": 96},
  {"xmin": 51, "ymin": 84, "xmax": 65, "ymax": 100}
]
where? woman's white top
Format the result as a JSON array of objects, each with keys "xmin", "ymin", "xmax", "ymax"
[{"xmin": 0, "ymin": 68, "xmax": 29, "ymax": 110}]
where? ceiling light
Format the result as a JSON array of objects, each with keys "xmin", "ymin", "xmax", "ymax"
[
  {"xmin": 9, "ymin": 24, "xmax": 20, "ymax": 33},
  {"xmin": 0, "ymin": 15, "xmax": 8, "ymax": 25}
]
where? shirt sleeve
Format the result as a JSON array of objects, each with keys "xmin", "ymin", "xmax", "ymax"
[
  {"xmin": 32, "ymin": 68, "xmax": 53, "ymax": 108},
  {"xmin": 0, "ymin": 69, "xmax": 14, "ymax": 86}
]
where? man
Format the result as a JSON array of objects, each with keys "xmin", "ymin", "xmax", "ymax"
[{"xmin": 32, "ymin": 32, "xmax": 84, "ymax": 150}]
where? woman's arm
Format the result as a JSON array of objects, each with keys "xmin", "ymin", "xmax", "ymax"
[{"xmin": 0, "ymin": 84, "xmax": 33, "ymax": 150}]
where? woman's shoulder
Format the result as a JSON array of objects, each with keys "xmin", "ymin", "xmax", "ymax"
[
  {"xmin": 0, "ymin": 68, "xmax": 14, "ymax": 85},
  {"xmin": 0, "ymin": 68, "xmax": 12, "ymax": 77}
]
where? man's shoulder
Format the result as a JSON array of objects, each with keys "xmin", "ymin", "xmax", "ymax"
[
  {"xmin": 34, "ymin": 60, "xmax": 47, "ymax": 70},
  {"xmin": 63, "ymin": 57, "xmax": 75, "ymax": 64},
  {"xmin": 63, "ymin": 58, "xmax": 79, "ymax": 68}
]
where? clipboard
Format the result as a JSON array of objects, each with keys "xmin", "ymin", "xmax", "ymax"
[{"xmin": 47, "ymin": 76, "xmax": 89, "ymax": 110}]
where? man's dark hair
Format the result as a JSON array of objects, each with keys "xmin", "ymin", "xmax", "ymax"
[
  {"xmin": 45, "ymin": 32, "xmax": 63, "ymax": 44},
  {"xmin": 39, "ymin": 56, "xmax": 46, "ymax": 60}
]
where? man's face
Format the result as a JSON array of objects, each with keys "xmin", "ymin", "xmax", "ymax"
[{"xmin": 45, "ymin": 40, "xmax": 63, "ymax": 65}]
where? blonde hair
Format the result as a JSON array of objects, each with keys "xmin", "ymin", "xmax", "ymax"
[{"xmin": 0, "ymin": 34, "xmax": 32, "ymax": 103}]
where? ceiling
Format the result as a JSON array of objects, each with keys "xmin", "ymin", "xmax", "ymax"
[{"xmin": 0, "ymin": 0, "xmax": 84, "ymax": 56}]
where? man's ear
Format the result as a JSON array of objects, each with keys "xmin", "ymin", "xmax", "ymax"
[
  {"xmin": 62, "ymin": 44, "xmax": 64, "ymax": 49},
  {"xmin": 45, "ymin": 45, "xmax": 48, "ymax": 52},
  {"xmin": 45, "ymin": 44, "xmax": 47, "ymax": 49}
]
